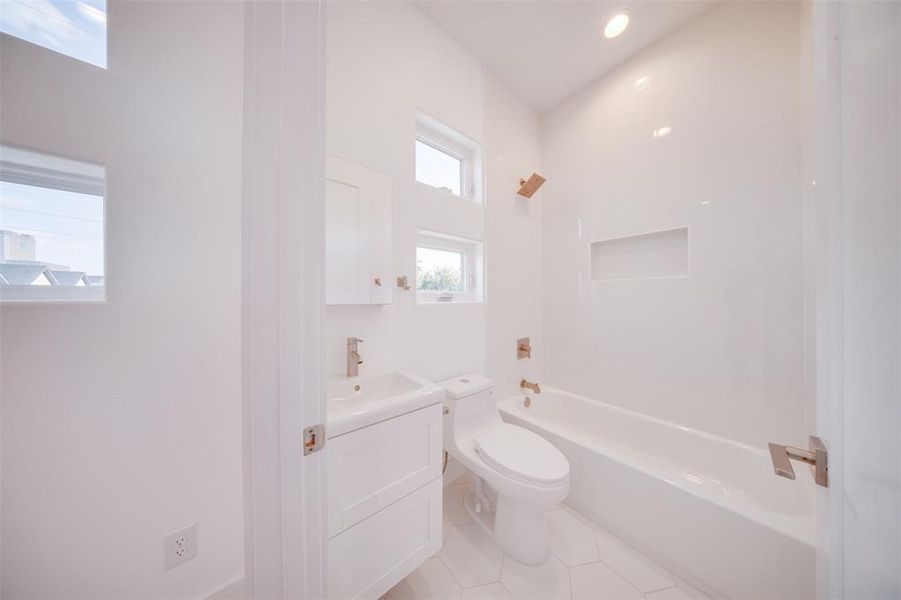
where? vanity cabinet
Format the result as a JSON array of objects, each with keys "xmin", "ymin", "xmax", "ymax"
[
  {"xmin": 327, "ymin": 403, "xmax": 443, "ymax": 599},
  {"xmin": 326, "ymin": 156, "xmax": 393, "ymax": 306}
]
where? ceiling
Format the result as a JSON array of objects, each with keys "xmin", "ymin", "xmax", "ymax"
[{"xmin": 413, "ymin": 0, "xmax": 718, "ymax": 113}]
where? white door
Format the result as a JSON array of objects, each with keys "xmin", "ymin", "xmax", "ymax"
[
  {"xmin": 812, "ymin": 2, "xmax": 900, "ymax": 598},
  {"xmin": 242, "ymin": 0, "xmax": 328, "ymax": 598}
]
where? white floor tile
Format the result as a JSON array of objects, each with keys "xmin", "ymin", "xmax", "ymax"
[
  {"xmin": 440, "ymin": 524, "xmax": 504, "ymax": 587},
  {"xmin": 570, "ymin": 562, "xmax": 643, "ymax": 600},
  {"xmin": 393, "ymin": 503, "xmax": 701, "ymax": 600},
  {"xmin": 593, "ymin": 529, "xmax": 673, "ymax": 593},
  {"xmin": 547, "ymin": 508, "xmax": 600, "ymax": 567},
  {"xmin": 646, "ymin": 586, "xmax": 697, "ymax": 600},
  {"xmin": 385, "ymin": 557, "xmax": 462, "ymax": 600},
  {"xmin": 500, "ymin": 555, "xmax": 571, "ymax": 600},
  {"xmin": 460, "ymin": 583, "xmax": 514, "ymax": 600},
  {"xmin": 444, "ymin": 480, "xmax": 474, "ymax": 526}
]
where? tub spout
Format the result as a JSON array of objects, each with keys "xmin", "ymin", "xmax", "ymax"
[{"xmin": 520, "ymin": 379, "xmax": 541, "ymax": 394}]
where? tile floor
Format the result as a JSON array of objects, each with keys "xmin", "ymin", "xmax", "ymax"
[{"xmin": 385, "ymin": 476, "xmax": 711, "ymax": 600}]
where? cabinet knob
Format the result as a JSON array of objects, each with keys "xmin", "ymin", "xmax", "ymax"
[{"xmin": 373, "ymin": 276, "xmax": 382, "ymax": 286}]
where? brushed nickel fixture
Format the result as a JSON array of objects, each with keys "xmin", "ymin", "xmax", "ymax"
[
  {"xmin": 520, "ymin": 379, "xmax": 541, "ymax": 394},
  {"xmin": 517, "ymin": 337, "xmax": 532, "ymax": 359},
  {"xmin": 346, "ymin": 337, "xmax": 364, "ymax": 377},
  {"xmin": 397, "ymin": 275, "xmax": 410, "ymax": 290},
  {"xmin": 517, "ymin": 173, "xmax": 546, "ymax": 198},
  {"xmin": 768, "ymin": 436, "xmax": 828, "ymax": 487}
]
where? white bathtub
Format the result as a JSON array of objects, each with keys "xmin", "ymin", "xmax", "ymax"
[{"xmin": 498, "ymin": 388, "xmax": 815, "ymax": 600}]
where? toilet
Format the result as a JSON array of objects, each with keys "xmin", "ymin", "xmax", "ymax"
[{"xmin": 440, "ymin": 374, "xmax": 570, "ymax": 565}]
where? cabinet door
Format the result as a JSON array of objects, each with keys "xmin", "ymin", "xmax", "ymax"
[
  {"xmin": 327, "ymin": 478, "xmax": 442, "ymax": 600},
  {"xmin": 325, "ymin": 156, "xmax": 392, "ymax": 305},
  {"xmin": 327, "ymin": 403, "xmax": 442, "ymax": 538}
]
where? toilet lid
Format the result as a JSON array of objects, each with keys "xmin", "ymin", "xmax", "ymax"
[{"xmin": 474, "ymin": 424, "xmax": 569, "ymax": 485}]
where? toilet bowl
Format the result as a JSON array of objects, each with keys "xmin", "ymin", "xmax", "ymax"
[{"xmin": 440, "ymin": 374, "xmax": 570, "ymax": 565}]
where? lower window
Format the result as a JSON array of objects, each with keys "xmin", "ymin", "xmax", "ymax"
[
  {"xmin": 0, "ymin": 146, "xmax": 105, "ymax": 302},
  {"xmin": 416, "ymin": 230, "xmax": 483, "ymax": 304}
]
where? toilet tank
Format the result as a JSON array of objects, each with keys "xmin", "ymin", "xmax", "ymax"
[{"xmin": 439, "ymin": 374, "xmax": 499, "ymax": 447}]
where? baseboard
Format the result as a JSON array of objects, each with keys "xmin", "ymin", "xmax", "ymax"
[{"xmin": 202, "ymin": 574, "xmax": 245, "ymax": 600}]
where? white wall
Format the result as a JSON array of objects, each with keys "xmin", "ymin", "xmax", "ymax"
[
  {"xmin": 541, "ymin": 1, "xmax": 806, "ymax": 448},
  {"xmin": 483, "ymin": 77, "xmax": 544, "ymax": 400},
  {"xmin": 0, "ymin": 2, "xmax": 244, "ymax": 598},
  {"xmin": 325, "ymin": 2, "xmax": 543, "ymax": 394}
]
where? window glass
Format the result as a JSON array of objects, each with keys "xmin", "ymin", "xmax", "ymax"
[
  {"xmin": 0, "ymin": 146, "xmax": 105, "ymax": 301},
  {"xmin": 416, "ymin": 246, "xmax": 463, "ymax": 293},
  {"xmin": 415, "ymin": 140, "xmax": 462, "ymax": 196},
  {"xmin": 415, "ymin": 230, "xmax": 483, "ymax": 304},
  {"xmin": 0, "ymin": 0, "xmax": 107, "ymax": 68}
]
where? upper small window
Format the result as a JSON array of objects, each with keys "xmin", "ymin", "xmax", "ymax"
[
  {"xmin": 415, "ymin": 112, "xmax": 482, "ymax": 203},
  {"xmin": 415, "ymin": 140, "xmax": 462, "ymax": 196},
  {"xmin": 0, "ymin": 0, "xmax": 107, "ymax": 69},
  {"xmin": 0, "ymin": 146, "xmax": 105, "ymax": 302}
]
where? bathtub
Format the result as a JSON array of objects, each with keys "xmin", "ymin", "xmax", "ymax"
[{"xmin": 498, "ymin": 388, "xmax": 815, "ymax": 600}]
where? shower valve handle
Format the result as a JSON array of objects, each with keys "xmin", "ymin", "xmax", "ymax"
[{"xmin": 768, "ymin": 436, "xmax": 827, "ymax": 488}]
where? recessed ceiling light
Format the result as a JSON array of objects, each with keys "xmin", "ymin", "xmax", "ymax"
[
  {"xmin": 652, "ymin": 126, "xmax": 672, "ymax": 138},
  {"xmin": 604, "ymin": 13, "xmax": 630, "ymax": 39}
]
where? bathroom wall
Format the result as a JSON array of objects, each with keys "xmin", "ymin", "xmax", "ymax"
[
  {"xmin": 325, "ymin": 2, "xmax": 543, "ymax": 396},
  {"xmin": 0, "ymin": 2, "xmax": 244, "ymax": 597},
  {"xmin": 541, "ymin": 1, "xmax": 806, "ymax": 448},
  {"xmin": 483, "ymin": 77, "xmax": 544, "ymax": 400}
]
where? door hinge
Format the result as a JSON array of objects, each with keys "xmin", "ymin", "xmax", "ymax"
[{"xmin": 303, "ymin": 424, "xmax": 325, "ymax": 456}]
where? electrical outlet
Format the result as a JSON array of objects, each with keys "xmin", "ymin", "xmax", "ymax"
[{"xmin": 164, "ymin": 524, "xmax": 197, "ymax": 569}]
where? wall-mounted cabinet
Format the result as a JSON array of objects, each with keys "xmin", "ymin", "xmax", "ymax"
[{"xmin": 326, "ymin": 156, "xmax": 393, "ymax": 305}]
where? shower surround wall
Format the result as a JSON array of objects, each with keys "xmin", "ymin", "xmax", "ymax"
[
  {"xmin": 326, "ymin": 2, "xmax": 543, "ymax": 399},
  {"xmin": 541, "ymin": 1, "xmax": 806, "ymax": 448}
]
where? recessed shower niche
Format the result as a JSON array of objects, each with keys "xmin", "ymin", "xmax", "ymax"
[{"xmin": 590, "ymin": 226, "xmax": 689, "ymax": 281}]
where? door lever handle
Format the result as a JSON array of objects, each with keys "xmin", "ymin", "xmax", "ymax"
[{"xmin": 768, "ymin": 436, "xmax": 828, "ymax": 487}]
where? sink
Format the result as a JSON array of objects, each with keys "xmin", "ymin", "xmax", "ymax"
[{"xmin": 327, "ymin": 371, "xmax": 444, "ymax": 438}]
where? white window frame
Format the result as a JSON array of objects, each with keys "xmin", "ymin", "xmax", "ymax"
[
  {"xmin": 415, "ymin": 112, "xmax": 483, "ymax": 204},
  {"xmin": 0, "ymin": 146, "xmax": 106, "ymax": 303},
  {"xmin": 416, "ymin": 230, "xmax": 484, "ymax": 304}
]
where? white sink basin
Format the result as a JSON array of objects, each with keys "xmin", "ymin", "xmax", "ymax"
[{"xmin": 327, "ymin": 371, "xmax": 444, "ymax": 438}]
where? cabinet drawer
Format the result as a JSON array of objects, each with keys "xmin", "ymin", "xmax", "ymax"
[
  {"xmin": 328, "ymin": 477, "xmax": 442, "ymax": 600},
  {"xmin": 328, "ymin": 403, "xmax": 442, "ymax": 537}
]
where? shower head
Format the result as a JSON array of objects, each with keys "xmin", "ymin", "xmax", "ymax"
[{"xmin": 517, "ymin": 173, "xmax": 546, "ymax": 198}]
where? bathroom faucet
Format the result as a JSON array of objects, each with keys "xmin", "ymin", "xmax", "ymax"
[
  {"xmin": 347, "ymin": 337, "xmax": 364, "ymax": 377},
  {"xmin": 520, "ymin": 379, "xmax": 541, "ymax": 394}
]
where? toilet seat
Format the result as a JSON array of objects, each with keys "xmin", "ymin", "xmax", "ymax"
[{"xmin": 474, "ymin": 424, "xmax": 569, "ymax": 486}]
